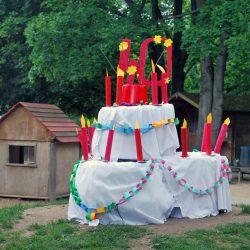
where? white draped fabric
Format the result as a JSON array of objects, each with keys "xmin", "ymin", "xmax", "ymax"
[
  {"xmin": 68, "ymin": 152, "xmax": 232, "ymax": 225},
  {"xmin": 92, "ymin": 104, "xmax": 179, "ymax": 161}
]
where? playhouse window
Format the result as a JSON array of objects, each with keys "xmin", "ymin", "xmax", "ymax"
[{"xmin": 9, "ymin": 145, "xmax": 36, "ymax": 165}]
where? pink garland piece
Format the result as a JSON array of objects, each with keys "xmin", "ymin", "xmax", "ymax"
[{"xmin": 162, "ymin": 158, "xmax": 231, "ymax": 196}]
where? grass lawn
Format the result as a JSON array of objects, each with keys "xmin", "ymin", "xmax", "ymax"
[{"xmin": 0, "ymin": 202, "xmax": 249, "ymax": 249}]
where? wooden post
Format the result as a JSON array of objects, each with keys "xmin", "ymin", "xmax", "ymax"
[{"xmin": 49, "ymin": 142, "xmax": 57, "ymax": 200}]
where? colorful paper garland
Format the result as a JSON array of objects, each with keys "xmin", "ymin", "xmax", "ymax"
[
  {"xmin": 70, "ymin": 158, "xmax": 231, "ymax": 222},
  {"xmin": 92, "ymin": 118, "xmax": 179, "ymax": 135},
  {"xmin": 70, "ymin": 160, "xmax": 155, "ymax": 222}
]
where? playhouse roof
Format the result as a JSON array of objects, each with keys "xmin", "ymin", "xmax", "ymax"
[
  {"xmin": 0, "ymin": 102, "xmax": 80, "ymax": 143},
  {"xmin": 169, "ymin": 92, "xmax": 250, "ymax": 112}
]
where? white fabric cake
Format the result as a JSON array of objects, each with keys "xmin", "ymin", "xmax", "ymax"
[
  {"xmin": 92, "ymin": 104, "xmax": 179, "ymax": 161},
  {"xmin": 68, "ymin": 104, "xmax": 232, "ymax": 226},
  {"xmin": 68, "ymin": 152, "xmax": 231, "ymax": 225}
]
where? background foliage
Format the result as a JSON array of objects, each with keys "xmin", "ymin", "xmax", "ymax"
[{"xmin": 0, "ymin": 0, "xmax": 249, "ymax": 117}]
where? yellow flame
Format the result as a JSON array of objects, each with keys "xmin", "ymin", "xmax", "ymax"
[
  {"xmin": 207, "ymin": 113, "xmax": 212, "ymax": 124},
  {"xmin": 151, "ymin": 60, "xmax": 155, "ymax": 73},
  {"xmin": 135, "ymin": 120, "xmax": 140, "ymax": 129},
  {"xmin": 106, "ymin": 68, "xmax": 108, "ymax": 76},
  {"xmin": 117, "ymin": 66, "xmax": 124, "ymax": 77},
  {"xmin": 87, "ymin": 119, "xmax": 91, "ymax": 127},
  {"xmin": 93, "ymin": 117, "xmax": 97, "ymax": 123},
  {"xmin": 81, "ymin": 115, "xmax": 85, "ymax": 128},
  {"xmin": 224, "ymin": 117, "xmax": 230, "ymax": 126},
  {"xmin": 156, "ymin": 64, "xmax": 166, "ymax": 73},
  {"xmin": 182, "ymin": 118, "xmax": 187, "ymax": 128}
]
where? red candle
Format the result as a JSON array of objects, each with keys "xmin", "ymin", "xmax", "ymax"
[
  {"xmin": 214, "ymin": 118, "xmax": 230, "ymax": 154},
  {"xmin": 206, "ymin": 113, "xmax": 212, "ymax": 156},
  {"xmin": 201, "ymin": 123, "xmax": 207, "ymax": 152},
  {"xmin": 134, "ymin": 121, "xmax": 143, "ymax": 162},
  {"xmin": 80, "ymin": 115, "xmax": 89, "ymax": 161},
  {"xmin": 116, "ymin": 67, "xmax": 124, "ymax": 106},
  {"xmin": 151, "ymin": 60, "xmax": 158, "ymax": 105},
  {"xmin": 136, "ymin": 85, "xmax": 148, "ymax": 104},
  {"xmin": 118, "ymin": 39, "xmax": 131, "ymax": 71},
  {"xmin": 87, "ymin": 119, "xmax": 95, "ymax": 155},
  {"xmin": 181, "ymin": 119, "xmax": 188, "ymax": 157},
  {"xmin": 162, "ymin": 75, "xmax": 169, "ymax": 103},
  {"xmin": 122, "ymin": 84, "xmax": 133, "ymax": 103},
  {"xmin": 105, "ymin": 71, "xmax": 111, "ymax": 107},
  {"xmin": 151, "ymin": 72, "xmax": 158, "ymax": 105},
  {"xmin": 104, "ymin": 128, "xmax": 114, "ymax": 161},
  {"xmin": 155, "ymin": 65, "xmax": 169, "ymax": 104}
]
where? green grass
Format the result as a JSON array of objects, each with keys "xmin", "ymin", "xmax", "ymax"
[
  {"xmin": 0, "ymin": 204, "xmax": 30, "ymax": 229},
  {"xmin": 1, "ymin": 201, "xmax": 250, "ymax": 249},
  {"xmin": 238, "ymin": 204, "xmax": 250, "ymax": 215},
  {"xmin": 3, "ymin": 220, "xmax": 146, "ymax": 249},
  {"xmin": 151, "ymin": 223, "xmax": 250, "ymax": 249}
]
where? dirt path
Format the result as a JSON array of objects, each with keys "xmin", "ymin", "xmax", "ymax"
[{"xmin": 13, "ymin": 204, "xmax": 67, "ymax": 232}]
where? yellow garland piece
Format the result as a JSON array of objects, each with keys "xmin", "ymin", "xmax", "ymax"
[
  {"xmin": 119, "ymin": 41, "xmax": 129, "ymax": 51},
  {"xmin": 164, "ymin": 39, "xmax": 173, "ymax": 47},
  {"xmin": 153, "ymin": 35, "xmax": 162, "ymax": 44},
  {"xmin": 127, "ymin": 65, "xmax": 137, "ymax": 75},
  {"xmin": 152, "ymin": 119, "xmax": 174, "ymax": 128},
  {"xmin": 90, "ymin": 212, "xmax": 97, "ymax": 220},
  {"xmin": 97, "ymin": 207, "xmax": 106, "ymax": 214}
]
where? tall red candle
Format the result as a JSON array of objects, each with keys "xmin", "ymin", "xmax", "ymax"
[
  {"xmin": 214, "ymin": 118, "xmax": 230, "ymax": 154},
  {"xmin": 201, "ymin": 123, "xmax": 207, "ymax": 152},
  {"xmin": 206, "ymin": 113, "xmax": 212, "ymax": 156},
  {"xmin": 80, "ymin": 115, "xmax": 89, "ymax": 161},
  {"xmin": 181, "ymin": 119, "xmax": 188, "ymax": 157},
  {"xmin": 104, "ymin": 128, "xmax": 114, "ymax": 161},
  {"xmin": 116, "ymin": 67, "xmax": 124, "ymax": 106},
  {"xmin": 156, "ymin": 64, "xmax": 169, "ymax": 104},
  {"xmin": 134, "ymin": 121, "xmax": 143, "ymax": 162},
  {"xmin": 105, "ymin": 72, "xmax": 111, "ymax": 107}
]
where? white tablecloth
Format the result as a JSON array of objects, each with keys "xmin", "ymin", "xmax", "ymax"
[
  {"xmin": 68, "ymin": 152, "xmax": 232, "ymax": 225},
  {"xmin": 92, "ymin": 104, "xmax": 179, "ymax": 161}
]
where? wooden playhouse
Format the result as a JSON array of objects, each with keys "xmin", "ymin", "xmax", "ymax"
[{"xmin": 0, "ymin": 102, "xmax": 80, "ymax": 200}]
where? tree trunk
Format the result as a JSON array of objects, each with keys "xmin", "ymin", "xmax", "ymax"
[
  {"xmin": 172, "ymin": 0, "xmax": 187, "ymax": 94},
  {"xmin": 212, "ymin": 33, "xmax": 228, "ymax": 146},
  {"xmin": 196, "ymin": 57, "xmax": 213, "ymax": 149}
]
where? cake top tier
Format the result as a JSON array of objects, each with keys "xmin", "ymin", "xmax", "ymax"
[{"xmin": 105, "ymin": 36, "xmax": 173, "ymax": 106}]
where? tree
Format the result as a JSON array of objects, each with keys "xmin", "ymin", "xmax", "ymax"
[
  {"xmin": 0, "ymin": 0, "xmax": 43, "ymax": 113},
  {"xmin": 182, "ymin": 0, "xmax": 250, "ymax": 148}
]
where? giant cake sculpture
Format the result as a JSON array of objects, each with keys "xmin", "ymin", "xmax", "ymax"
[{"xmin": 68, "ymin": 36, "xmax": 232, "ymax": 225}]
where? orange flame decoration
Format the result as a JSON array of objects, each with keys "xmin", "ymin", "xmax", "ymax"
[
  {"xmin": 224, "ymin": 118, "xmax": 230, "ymax": 125},
  {"xmin": 81, "ymin": 115, "xmax": 85, "ymax": 128},
  {"xmin": 135, "ymin": 120, "xmax": 140, "ymax": 129},
  {"xmin": 151, "ymin": 60, "xmax": 155, "ymax": 73},
  {"xmin": 182, "ymin": 118, "xmax": 187, "ymax": 128},
  {"xmin": 207, "ymin": 113, "xmax": 212, "ymax": 124},
  {"xmin": 156, "ymin": 64, "xmax": 166, "ymax": 73}
]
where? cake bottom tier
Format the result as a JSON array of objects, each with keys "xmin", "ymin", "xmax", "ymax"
[{"xmin": 68, "ymin": 152, "xmax": 232, "ymax": 225}]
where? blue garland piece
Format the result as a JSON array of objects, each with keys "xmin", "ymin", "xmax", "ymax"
[{"xmin": 92, "ymin": 118, "xmax": 179, "ymax": 135}]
